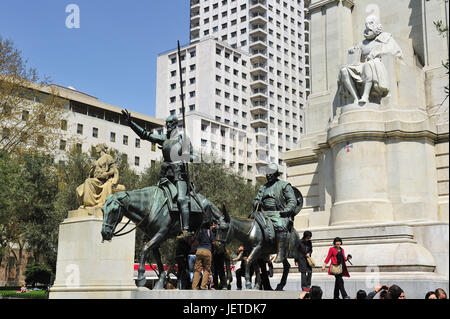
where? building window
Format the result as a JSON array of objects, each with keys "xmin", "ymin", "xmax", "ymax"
[
  {"xmin": 110, "ymin": 132, "xmax": 116, "ymax": 142},
  {"xmin": 76, "ymin": 143, "xmax": 82, "ymax": 152},
  {"xmin": 123, "ymin": 135, "xmax": 128, "ymax": 145},
  {"xmin": 189, "ymin": 104, "xmax": 195, "ymax": 111},
  {"xmin": 61, "ymin": 119, "xmax": 67, "ymax": 130},
  {"xmin": 77, "ymin": 123, "xmax": 83, "ymax": 135},
  {"xmin": 22, "ymin": 110, "xmax": 29, "ymax": 121},
  {"xmin": 37, "ymin": 135, "xmax": 44, "ymax": 147},
  {"xmin": 135, "ymin": 138, "xmax": 140, "ymax": 148},
  {"xmin": 92, "ymin": 127, "xmax": 98, "ymax": 138},
  {"xmin": 135, "ymin": 156, "xmax": 140, "ymax": 166},
  {"xmin": 59, "ymin": 139, "xmax": 66, "ymax": 151},
  {"xmin": 201, "ymin": 139, "xmax": 207, "ymax": 147}
]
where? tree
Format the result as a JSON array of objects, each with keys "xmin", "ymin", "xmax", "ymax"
[
  {"xmin": 0, "ymin": 36, "xmax": 69, "ymax": 155},
  {"xmin": 23, "ymin": 263, "xmax": 53, "ymax": 287}
]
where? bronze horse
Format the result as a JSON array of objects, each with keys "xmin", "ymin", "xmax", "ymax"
[
  {"xmin": 212, "ymin": 206, "xmax": 300, "ymax": 290},
  {"xmin": 100, "ymin": 186, "xmax": 221, "ymax": 289}
]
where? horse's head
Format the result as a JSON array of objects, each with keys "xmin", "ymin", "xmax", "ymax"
[
  {"xmin": 101, "ymin": 195, "xmax": 124, "ymax": 242},
  {"xmin": 211, "ymin": 204, "xmax": 232, "ymax": 243}
]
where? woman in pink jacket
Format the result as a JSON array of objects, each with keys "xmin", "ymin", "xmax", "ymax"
[{"xmin": 322, "ymin": 237, "xmax": 352, "ymax": 299}]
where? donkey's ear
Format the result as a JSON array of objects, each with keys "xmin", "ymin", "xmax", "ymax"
[{"xmin": 221, "ymin": 204, "xmax": 230, "ymax": 223}]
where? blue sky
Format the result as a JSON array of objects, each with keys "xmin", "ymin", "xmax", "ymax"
[{"xmin": 0, "ymin": 0, "xmax": 191, "ymax": 117}]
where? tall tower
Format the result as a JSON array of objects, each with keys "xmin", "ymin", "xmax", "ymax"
[{"xmin": 157, "ymin": 0, "xmax": 310, "ymax": 183}]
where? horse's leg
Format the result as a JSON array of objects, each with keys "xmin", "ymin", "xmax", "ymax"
[
  {"xmin": 275, "ymin": 259, "xmax": 291, "ymax": 291},
  {"xmin": 245, "ymin": 244, "xmax": 262, "ymax": 289},
  {"xmin": 152, "ymin": 246, "xmax": 166, "ymax": 290},
  {"xmin": 251, "ymin": 261, "xmax": 262, "ymax": 290},
  {"xmin": 136, "ymin": 242, "xmax": 152, "ymax": 287},
  {"xmin": 139, "ymin": 229, "xmax": 168, "ymax": 289}
]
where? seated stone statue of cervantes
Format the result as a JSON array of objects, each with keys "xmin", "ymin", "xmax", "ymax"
[
  {"xmin": 338, "ymin": 14, "xmax": 403, "ymax": 105},
  {"xmin": 76, "ymin": 143, "xmax": 125, "ymax": 208}
]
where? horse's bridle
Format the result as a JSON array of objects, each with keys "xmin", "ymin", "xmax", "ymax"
[
  {"xmin": 109, "ymin": 197, "xmax": 168, "ymax": 238},
  {"xmin": 217, "ymin": 218, "xmax": 233, "ymax": 244}
]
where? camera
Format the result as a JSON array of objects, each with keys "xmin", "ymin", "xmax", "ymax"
[{"xmin": 381, "ymin": 285, "xmax": 388, "ymax": 290}]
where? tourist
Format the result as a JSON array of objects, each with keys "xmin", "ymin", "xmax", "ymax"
[
  {"xmin": 366, "ymin": 284, "xmax": 388, "ymax": 299},
  {"xmin": 295, "ymin": 230, "xmax": 313, "ymax": 292},
  {"xmin": 233, "ymin": 245, "xmax": 254, "ymax": 290},
  {"xmin": 356, "ymin": 289, "xmax": 367, "ymax": 299},
  {"xmin": 321, "ymin": 237, "xmax": 351, "ymax": 299},
  {"xmin": 435, "ymin": 288, "xmax": 447, "ymax": 299},
  {"xmin": 187, "ymin": 235, "xmax": 198, "ymax": 286},
  {"xmin": 385, "ymin": 284, "xmax": 405, "ymax": 299},
  {"xmin": 299, "ymin": 285, "xmax": 322, "ymax": 299},
  {"xmin": 310, "ymin": 285, "xmax": 323, "ymax": 299},
  {"xmin": 425, "ymin": 291, "xmax": 438, "ymax": 299},
  {"xmin": 379, "ymin": 290, "xmax": 388, "ymax": 299},
  {"xmin": 191, "ymin": 221, "xmax": 215, "ymax": 290},
  {"xmin": 16, "ymin": 283, "xmax": 27, "ymax": 294},
  {"xmin": 211, "ymin": 222, "xmax": 228, "ymax": 290}
]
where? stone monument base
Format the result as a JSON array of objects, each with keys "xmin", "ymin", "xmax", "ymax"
[
  {"xmin": 133, "ymin": 287, "xmax": 300, "ymax": 299},
  {"xmin": 268, "ymin": 272, "xmax": 448, "ymax": 299},
  {"xmin": 50, "ymin": 207, "xmax": 137, "ymax": 299}
]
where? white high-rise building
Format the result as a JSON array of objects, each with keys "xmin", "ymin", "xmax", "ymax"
[{"xmin": 156, "ymin": 0, "xmax": 310, "ymax": 183}]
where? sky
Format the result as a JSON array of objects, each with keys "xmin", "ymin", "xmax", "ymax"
[{"xmin": 0, "ymin": 0, "xmax": 191, "ymax": 118}]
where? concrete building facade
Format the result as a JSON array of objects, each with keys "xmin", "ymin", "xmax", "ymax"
[
  {"xmin": 50, "ymin": 85, "xmax": 164, "ymax": 173},
  {"xmin": 156, "ymin": 0, "xmax": 310, "ymax": 183}
]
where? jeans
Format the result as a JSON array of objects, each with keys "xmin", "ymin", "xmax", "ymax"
[
  {"xmin": 334, "ymin": 274, "xmax": 348, "ymax": 299},
  {"xmin": 188, "ymin": 254, "xmax": 196, "ymax": 283},
  {"xmin": 301, "ymin": 271, "xmax": 312, "ymax": 290}
]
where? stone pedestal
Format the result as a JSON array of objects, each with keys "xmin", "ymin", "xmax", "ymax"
[
  {"xmin": 327, "ymin": 104, "xmax": 439, "ymax": 226},
  {"xmin": 49, "ymin": 207, "xmax": 137, "ymax": 299}
]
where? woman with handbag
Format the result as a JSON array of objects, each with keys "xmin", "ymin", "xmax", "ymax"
[
  {"xmin": 322, "ymin": 237, "xmax": 351, "ymax": 299},
  {"xmin": 295, "ymin": 231, "xmax": 314, "ymax": 292}
]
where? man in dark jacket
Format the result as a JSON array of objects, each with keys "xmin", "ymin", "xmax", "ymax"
[{"xmin": 295, "ymin": 231, "xmax": 313, "ymax": 291}]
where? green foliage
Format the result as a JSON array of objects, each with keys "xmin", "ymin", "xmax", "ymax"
[
  {"xmin": 23, "ymin": 263, "xmax": 53, "ymax": 286},
  {"xmin": 0, "ymin": 289, "xmax": 47, "ymax": 299}
]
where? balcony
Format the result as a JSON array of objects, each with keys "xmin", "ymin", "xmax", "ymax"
[
  {"xmin": 190, "ymin": 8, "xmax": 200, "ymax": 19},
  {"xmin": 253, "ymin": 127, "xmax": 268, "ymax": 136},
  {"xmin": 255, "ymin": 156, "xmax": 269, "ymax": 166},
  {"xmin": 249, "ymin": 12, "xmax": 267, "ymax": 25},
  {"xmin": 250, "ymin": 76, "xmax": 267, "ymax": 90},
  {"xmin": 190, "ymin": 29, "xmax": 200, "ymax": 42},
  {"xmin": 255, "ymin": 172, "xmax": 267, "ymax": 182},
  {"xmin": 190, "ymin": 22, "xmax": 200, "ymax": 32},
  {"xmin": 191, "ymin": 1, "xmax": 200, "ymax": 10},
  {"xmin": 250, "ymin": 0, "xmax": 267, "ymax": 14},
  {"xmin": 256, "ymin": 142, "xmax": 269, "ymax": 152},
  {"xmin": 249, "ymin": 24, "xmax": 267, "ymax": 38},
  {"xmin": 250, "ymin": 101, "xmax": 268, "ymax": 115},
  {"xmin": 250, "ymin": 88, "xmax": 268, "ymax": 101},
  {"xmin": 250, "ymin": 114, "xmax": 268, "ymax": 128},
  {"xmin": 250, "ymin": 50, "xmax": 267, "ymax": 64},
  {"xmin": 249, "ymin": 37, "xmax": 267, "ymax": 51}
]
